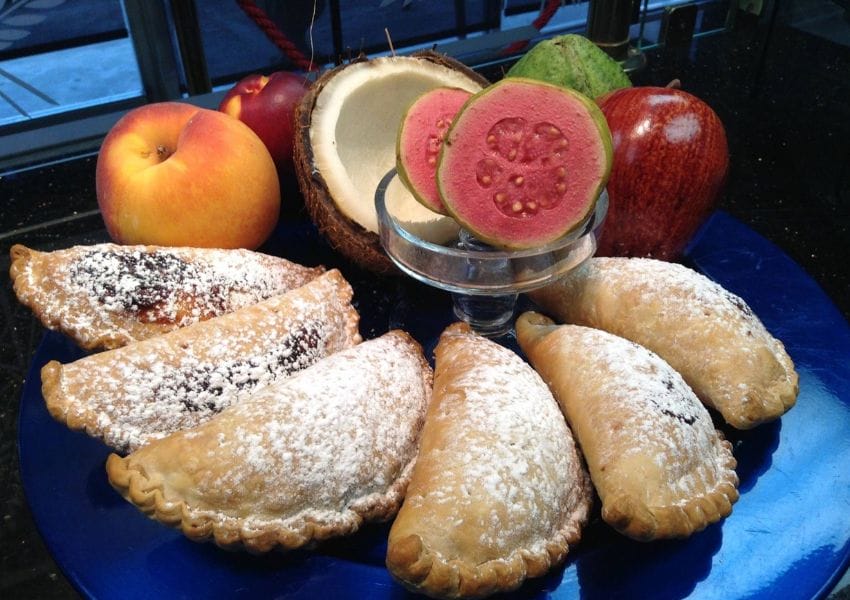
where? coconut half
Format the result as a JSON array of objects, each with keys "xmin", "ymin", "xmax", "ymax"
[
  {"xmin": 384, "ymin": 172, "xmax": 461, "ymax": 243},
  {"xmin": 294, "ymin": 51, "xmax": 488, "ymax": 273}
]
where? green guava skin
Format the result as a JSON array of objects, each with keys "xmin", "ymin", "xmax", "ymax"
[{"xmin": 506, "ymin": 34, "xmax": 632, "ymax": 100}]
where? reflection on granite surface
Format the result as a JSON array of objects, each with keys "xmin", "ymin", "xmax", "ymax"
[{"xmin": 2, "ymin": 12, "xmax": 849, "ymax": 600}]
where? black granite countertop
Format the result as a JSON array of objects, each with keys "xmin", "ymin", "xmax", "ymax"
[{"xmin": 2, "ymin": 12, "xmax": 849, "ymax": 599}]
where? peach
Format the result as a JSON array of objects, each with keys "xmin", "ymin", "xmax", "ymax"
[{"xmin": 96, "ymin": 102, "xmax": 280, "ymax": 249}]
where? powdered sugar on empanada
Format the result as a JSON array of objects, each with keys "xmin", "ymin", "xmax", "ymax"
[
  {"xmin": 10, "ymin": 243, "xmax": 323, "ymax": 350},
  {"xmin": 529, "ymin": 256, "xmax": 798, "ymax": 429},
  {"xmin": 42, "ymin": 270, "xmax": 361, "ymax": 452},
  {"xmin": 387, "ymin": 322, "xmax": 592, "ymax": 598},
  {"xmin": 517, "ymin": 312, "xmax": 739, "ymax": 541},
  {"xmin": 106, "ymin": 330, "xmax": 432, "ymax": 553}
]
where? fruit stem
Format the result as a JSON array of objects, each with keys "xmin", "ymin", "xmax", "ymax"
[{"xmin": 156, "ymin": 145, "xmax": 172, "ymax": 161}]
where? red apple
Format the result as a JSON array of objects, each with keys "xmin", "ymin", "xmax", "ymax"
[
  {"xmin": 596, "ymin": 87, "xmax": 729, "ymax": 260},
  {"xmin": 219, "ymin": 71, "xmax": 309, "ymax": 172},
  {"xmin": 96, "ymin": 102, "xmax": 280, "ymax": 249}
]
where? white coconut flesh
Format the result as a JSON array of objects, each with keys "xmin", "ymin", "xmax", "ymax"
[
  {"xmin": 384, "ymin": 172, "xmax": 460, "ymax": 243},
  {"xmin": 308, "ymin": 56, "xmax": 484, "ymax": 242}
]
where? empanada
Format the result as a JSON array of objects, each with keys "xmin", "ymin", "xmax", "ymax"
[
  {"xmin": 386, "ymin": 322, "xmax": 592, "ymax": 598},
  {"xmin": 106, "ymin": 330, "xmax": 432, "ymax": 553},
  {"xmin": 10, "ymin": 243, "xmax": 323, "ymax": 350},
  {"xmin": 42, "ymin": 269, "xmax": 361, "ymax": 452},
  {"xmin": 529, "ymin": 256, "xmax": 798, "ymax": 429},
  {"xmin": 516, "ymin": 312, "xmax": 739, "ymax": 541}
]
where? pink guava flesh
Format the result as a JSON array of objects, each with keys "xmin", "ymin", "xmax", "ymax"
[
  {"xmin": 397, "ymin": 87, "xmax": 472, "ymax": 214},
  {"xmin": 437, "ymin": 79, "xmax": 611, "ymax": 249}
]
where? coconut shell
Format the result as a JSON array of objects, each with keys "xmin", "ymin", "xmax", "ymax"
[{"xmin": 293, "ymin": 50, "xmax": 488, "ymax": 275}]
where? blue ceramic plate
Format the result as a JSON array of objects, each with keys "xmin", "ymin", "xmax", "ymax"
[{"xmin": 19, "ymin": 212, "xmax": 850, "ymax": 599}]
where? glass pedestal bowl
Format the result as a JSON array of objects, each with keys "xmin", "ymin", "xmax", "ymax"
[{"xmin": 375, "ymin": 168, "xmax": 607, "ymax": 337}]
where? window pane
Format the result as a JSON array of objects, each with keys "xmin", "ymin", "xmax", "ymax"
[
  {"xmin": 0, "ymin": 0, "xmax": 125, "ymax": 58},
  {"xmin": 331, "ymin": 0, "xmax": 501, "ymax": 55},
  {"xmin": 0, "ymin": 37, "xmax": 140, "ymax": 126},
  {"xmin": 196, "ymin": 1, "xmax": 503, "ymax": 86},
  {"xmin": 196, "ymin": 1, "xmax": 336, "ymax": 84},
  {"xmin": 0, "ymin": 0, "xmax": 140, "ymax": 127}
]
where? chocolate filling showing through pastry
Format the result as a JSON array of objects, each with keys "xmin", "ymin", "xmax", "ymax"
[
  {"xmin": 655, "ymin": 374, "xmax": 698, "ymax": 425},
  {"xmin": 70, "ymin": 249, "xmax": 254, "ymax": 324},
  {"xmin": 153, "ymin": 321, "xmax": 324, "ymax": 416},
  {"xmin": 633, "ymin": 340, "xmax": 701, "ymax": 427}
]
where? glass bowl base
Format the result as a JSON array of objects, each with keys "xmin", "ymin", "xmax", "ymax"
[
  {"xmin": 375, "ymin": 168, "xmax": 608, "ymax": 338},
  {"xmin": 451, "ymin": 292, "xmax": 518, "ymax": 337}
]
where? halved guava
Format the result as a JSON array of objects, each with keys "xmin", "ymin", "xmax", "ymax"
[
  {"xmin": 396, "ymin": 87, "xmax": 472, "ymax": 215},
  {"xmin": 293, "ymin": 52, "xmax": 487, "ymax": 273},
  {"xmin": 437, "ymin": 78, "xmax": 612, "ymax": 250}
]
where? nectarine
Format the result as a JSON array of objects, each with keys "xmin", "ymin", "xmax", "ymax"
[
  {"xmin": 96, "ymin": 102, "xmax": 280, "ymax": 249},
  {"xmin": 219, "ymin": 71, "xmax": 308, "ymax": 172}
]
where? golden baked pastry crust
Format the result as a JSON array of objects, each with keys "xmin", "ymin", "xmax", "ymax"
[
  {"xmin": 386, "ymin": 322, "xmax": 592, "ymax": 598},
  {"xmin": 10, "ymin": 243, "xmax": 323, "ymax": 351},
  {"xmin": 106, "ymin": 330, "xmax": 432, "ymax": 553},
  {"xmin": 517, "ymin": 312, "xmax": 739, "ymax": 541},
  {"xmin": 529, "ymin": 256, "xmax": 798, "ymax": 429},
  {"xmin": 42, "ymin": 269, "xmax": 361, "ymax": 452}
]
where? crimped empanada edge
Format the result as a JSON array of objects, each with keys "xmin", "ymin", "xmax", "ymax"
[
  {"xmin": 10, "ymin": 244, "xmax": 131, "ymax": 351},
  {"xmin": 9, "ymin": 244, "xmax": 33, "ymax": 283},
  {"xmin": 602, "ymin": 432, "xmax": 740, "ymax": 541},
  {"xmin": 530, "ymin": 258, "xmax": 802, "ymax": 431},
  {"xmin": 10, "ymin": 244, "xmax": 331, "ymax": 352},
  {"xmin": 105, "ymin": 446, "xmax": 421, "ymax": 554},
  {"xmin": 386, "ymin": 477, "xmax": 594, "ymax": 599},
  {"xmin": 104, "ymin": 329, "xmax": 433, "ymax": 553},
  {"xmin": 9, "ymin": 244, "xmax": 70, "ymax": 350},
  {"xmin": 42, "ymin": 360, "xmax": 127, "ymax": 445},
  {"xmin": 40, "ymin": 360, "xmax": 67, "ymax": 423},
  {"xmin": 40, "ymin": 271, "xmax": 371, "ymax": 453}
]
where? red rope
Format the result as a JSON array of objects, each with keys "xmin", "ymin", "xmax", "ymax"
[
  {"xmin": 503, "ymin": 0, "xmax": 563, "ymax": 55},
  {"xmin": 235, "ymin": 0, "xmax": 561, "ymax": 70},
  {"xmin": 235, "ymin": 0, "xmax": 318, "ymax": 71}
]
